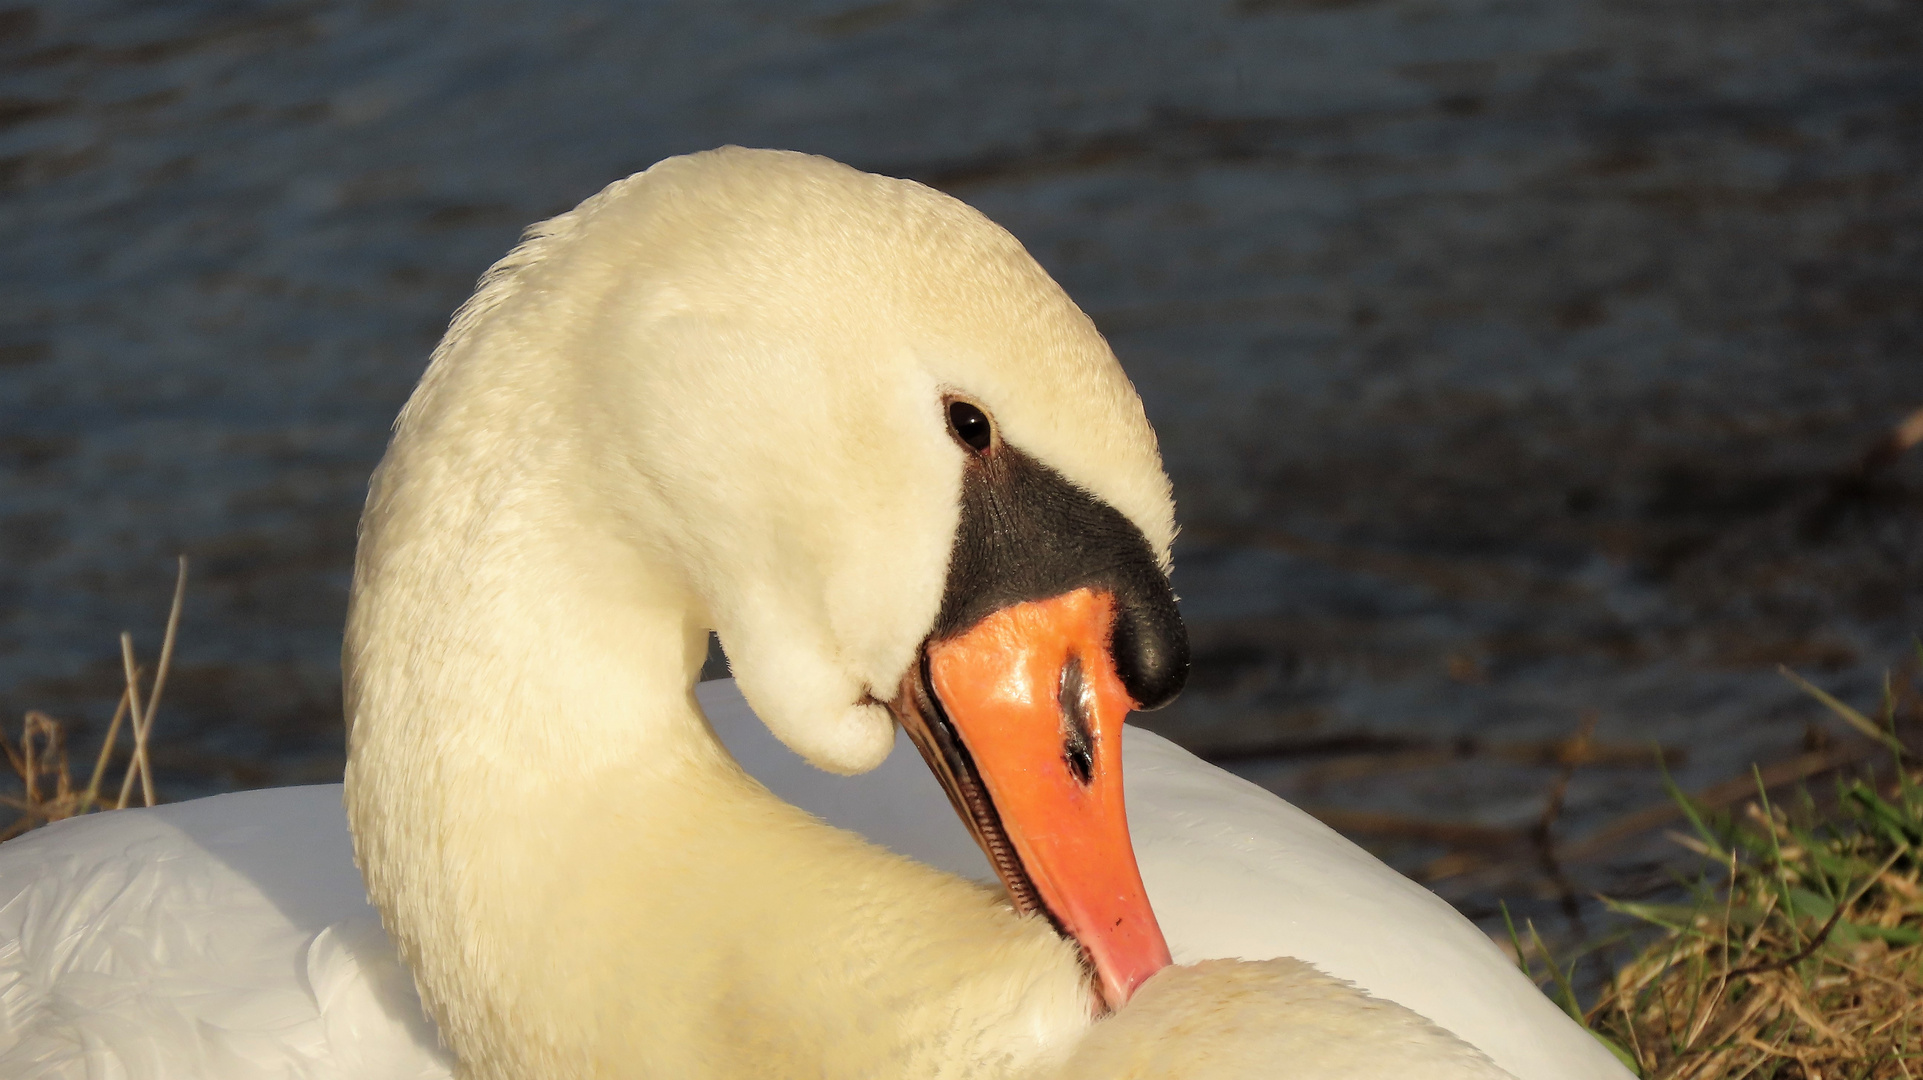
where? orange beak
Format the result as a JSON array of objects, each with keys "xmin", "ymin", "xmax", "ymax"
[{"xmin": 894, "ymin": 587, "xmax": 1172, "ymax": 1012}]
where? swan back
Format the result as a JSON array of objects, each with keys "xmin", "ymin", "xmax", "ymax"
[{"xmin": 0, "ymin": 787, "xmax": 450, "ymax": 1080}]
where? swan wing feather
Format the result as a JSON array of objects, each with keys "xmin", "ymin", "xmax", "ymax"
[{"xmin": 0, "ymin": 786, "xmax": 451, "ymax": 1080}]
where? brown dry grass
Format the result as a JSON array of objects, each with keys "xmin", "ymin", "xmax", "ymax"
[{"xmin": 0, "ymin": 557, "xmax": 185, "ymax": 840}]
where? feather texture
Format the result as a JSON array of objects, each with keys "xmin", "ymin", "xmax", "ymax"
[{"xmin": 1, "ymin": 680, "xmax": 1619, "ymax": 1078}]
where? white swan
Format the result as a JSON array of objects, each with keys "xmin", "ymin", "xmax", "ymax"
[{"xmin": 0, "ymin": 148, "xmax": 1629, "ymax": 1080}]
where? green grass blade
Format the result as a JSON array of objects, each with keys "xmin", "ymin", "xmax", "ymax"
[
  {"xmin": 1779, "ymin": 665, "xmax": 1907, "ymax": 758},
  {"xmin": 1591, "ymin": 1029, "xmax": 1642, "ymax": 1076},
  {"xmin": 1500, "ymin": 901, "xmax": 1532, "ymax": 979},
  {"xmin": 1659, "ymin": 748, "xmax": 1727, "ymax": 859},
  {"xmin": 1527, "ymin": 918, "xmax": 1584, "ymax": 1024}
]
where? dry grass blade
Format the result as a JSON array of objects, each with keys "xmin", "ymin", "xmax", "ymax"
[
  {"xmin": 1780, "ymin": 665, "xmax": 1908, "ymax": 761},
  {"xmin": 0, "ymin": 712, "xmax": 76, "ymax": 840},
  {"xmin": 116, "ymin": 632, "xmax": 152, "ymax": 809},
  {"xmin": 113, "ymin": 557, "xmax": 186, "ymax": 810},
  {"xmin": 3, "ymin": 558, "xmax": 189, "ymax": 834},
  {"xmin": 83, "ymin": 685, "xmax": 133, "ymax": 810}
]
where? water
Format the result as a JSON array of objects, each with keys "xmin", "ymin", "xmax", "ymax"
[{"xmin": 4, "ymin": 0, "xmax": 1921, "ymax": 937}]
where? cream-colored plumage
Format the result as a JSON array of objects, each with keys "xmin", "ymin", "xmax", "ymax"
[
  {"xmin": 1065, "ymin": 960, "xmax": 1511, "ymax": 1080},
  {"xmin": 343, "ymin": 146, "xmax": 1139, "ymax": 1078},
  {"xmin": 340, "ymin": 147, "xmax": 1513, "ymax": 1078},
  {"xmin": 0, "ymin": 147, "xmax": 1609, "ymax": 1079}
]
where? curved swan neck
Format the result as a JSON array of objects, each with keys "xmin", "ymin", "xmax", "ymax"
[
  {"xmin": 345, "ymin": 229, "xmax": 714, "ymax": 761},
  {"xmin": 343, "ymin": 310, "xmax": 1093, "ymax": 1080}
]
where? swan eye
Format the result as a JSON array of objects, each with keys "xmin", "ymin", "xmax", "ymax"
[{"xmin": 947, "ymin": 401, "xmax": 994, "ymax": 453}]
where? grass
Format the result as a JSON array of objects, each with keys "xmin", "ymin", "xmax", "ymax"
[
  {"xmin": 1511, "ymin": 650, "xmax": 1923, "ymax": 1080},
  {"xmin": 0, "ymin": 557, "xmax": 185, "ymax": 840}
]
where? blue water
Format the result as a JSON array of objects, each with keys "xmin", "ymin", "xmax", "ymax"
[{"xmin": 4, "ymin": 0, "xmax": 1921, "ymax": 931}]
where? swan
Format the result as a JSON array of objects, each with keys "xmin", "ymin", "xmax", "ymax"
[{"xmin": 0, "ymin": 147, "xmax": 1629, "ymax": 1080}]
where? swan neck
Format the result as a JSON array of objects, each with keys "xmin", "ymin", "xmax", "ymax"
[{"xmin": 341, "ymin": 222, "xmax": 1094, "ymax": 1078}]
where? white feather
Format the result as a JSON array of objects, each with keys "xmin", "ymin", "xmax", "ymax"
[{"xmin": 0, "ymin": 786, "xmax": 450, "ymax": 1080}]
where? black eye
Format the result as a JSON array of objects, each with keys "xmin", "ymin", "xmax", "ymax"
[{"xmin": 947, "ymin": 400, "xmax": 993, "ymax": 452}]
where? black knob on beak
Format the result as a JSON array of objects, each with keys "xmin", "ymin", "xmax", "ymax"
[
  {"xmin": 1109, "ymin": 569, "xmax": 1188, "ymax": 711},
  {"xmin": 933, "ymin": 435, "xmax": 1191, "ymax": 714}
]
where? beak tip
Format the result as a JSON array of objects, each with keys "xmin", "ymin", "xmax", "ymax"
[{"xmin": 913, "ymin": 588, "xmax": 1178, "ymax": 1016}]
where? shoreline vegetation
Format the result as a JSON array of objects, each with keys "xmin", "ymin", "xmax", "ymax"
[
  {"xmin": 3, "ymin": 559, "xmax": 1918, "ymax": 1078},
  {"xmin": 2, "ymin": 558, "xmax": 185, "ymax": 841},
  {"xmin": 1524, "ymin": 653, "xmax": 1923, "ymax": 1079}
]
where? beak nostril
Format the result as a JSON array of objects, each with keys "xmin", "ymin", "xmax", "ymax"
[
  {"xmin": 1058, "ymin": 655, "xmax": 1096, "ymax": 786},
  {"xmin": 1065, "ymin": 741, "xmax": 1094, "ymax": 786}
]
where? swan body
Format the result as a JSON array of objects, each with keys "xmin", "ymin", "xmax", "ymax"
[
  {"xmin": 0, "ymin": 148, "xmax": 1628, "ymax": 1079},
  {"xmin": 3, "ymin": 681, "xmax": 1610, "ymax": 1079},
  {"xmin": 0, "ymin": 774, "xmax": 1504, "ymax": 1080}
]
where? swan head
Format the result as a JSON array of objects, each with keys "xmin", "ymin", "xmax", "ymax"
[{"xmin": 388, "ymin": 147, "xmax": 1189, "ymax": 1011}]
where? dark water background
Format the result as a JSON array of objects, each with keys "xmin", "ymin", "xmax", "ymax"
[{"xmin": 4, "ymin": 0, "xmax": 1922, "ymax": 946}]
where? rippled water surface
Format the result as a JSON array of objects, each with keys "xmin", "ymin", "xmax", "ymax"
[{"xmin": 4, "ymin": 0, "xmax": 1922, "ymax": 933}]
